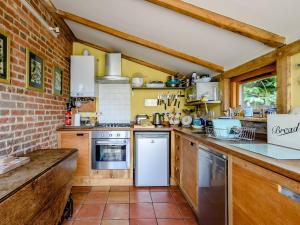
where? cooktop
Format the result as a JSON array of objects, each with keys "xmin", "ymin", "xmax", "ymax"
[
  {"xmin": 95, "ymin": 123, "xmax": 131, "ymax": 128},
  {"xmin": 231, "ymin": 143, "xmax": 300, "ymax": 160}
]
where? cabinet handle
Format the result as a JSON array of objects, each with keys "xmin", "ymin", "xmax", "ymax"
[
  {"xmin": 76, "ymin": 133, "xmax": 84, "ymax": 136},
  {"xmin": 190, "ymin": 142, "xmax": 194, "ymax": 146},
  {"xmin": 278, "ymin": 185, "xmax": 300, "ymax": 203}
]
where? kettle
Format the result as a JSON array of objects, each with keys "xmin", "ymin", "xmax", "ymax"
[{"xmin": 153, "ymin": 113, "xmax": 163, "ymax": 126}]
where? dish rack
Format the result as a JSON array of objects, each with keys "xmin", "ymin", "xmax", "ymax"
[{"xmin": 205, "ymin": 126, "xmax": 256, "ymax": 141}]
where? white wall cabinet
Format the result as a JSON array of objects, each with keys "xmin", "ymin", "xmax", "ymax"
[{"xmin": 70, "ymin": 56, "xmax": 96, "ymax": 97}]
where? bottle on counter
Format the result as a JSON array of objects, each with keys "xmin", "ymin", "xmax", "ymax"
[
  {"xmin": 74, "ymin": 109, "xmax": 81, "ymax": 127},
  {"xmin": 65, "ymin": 111, "xmax": 72, "ymax": 126},
  {"xmin": 244, "ymin": 102, "xmax": 254, "ymax": 117}
]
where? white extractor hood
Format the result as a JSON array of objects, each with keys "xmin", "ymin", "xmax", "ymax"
[{"xmin": 96, "ymin": 53, "xmax": 129, "ymax": 84}]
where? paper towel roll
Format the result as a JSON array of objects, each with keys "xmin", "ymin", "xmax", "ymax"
[{"xmin": 74, "ymin": 113, "xmax": 81, "ymax": 126}]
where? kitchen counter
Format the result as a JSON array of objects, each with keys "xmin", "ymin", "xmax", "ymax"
[
  {"xmin": 174, "ymin": 127, "xmax": 300, "ymax": 182},
  {"xmin": 57, "ymin": 126, "xmax": 300, "ymax": 182},
  {"xmin": 0, "ymin": 149, "xmax": 77, "ymax": 203},
  {"xmin": 57, "ymin": 126, "xmax": 172, "ymax": 131}
]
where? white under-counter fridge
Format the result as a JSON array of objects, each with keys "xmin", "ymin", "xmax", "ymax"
[{"xmin": 135, "ymin": 132, "xmax": 170, "ymax": 186}]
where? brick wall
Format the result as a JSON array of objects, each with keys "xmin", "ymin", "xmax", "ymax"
[{"xmin": 0, "ymin": 0, "xmax": 73, "ymax": 156}]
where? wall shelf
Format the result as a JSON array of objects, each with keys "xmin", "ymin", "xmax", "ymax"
[
  {"xmin": 185, "ymin": 100, "xmax": 221, "ymax": 106},
  {"xmin": 132, "ymin": 87, "xmax": 186, "ymax": 90},
  {"xmin": 234, "ymin": 116, "xmax": 267, "ymax": 123}
]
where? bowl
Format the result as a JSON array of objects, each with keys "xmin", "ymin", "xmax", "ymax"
[{"xmin": 132, "ymin": 77, "xmax": 144, "ymax": 87}]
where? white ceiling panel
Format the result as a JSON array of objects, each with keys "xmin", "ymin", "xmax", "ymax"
[
  {"xmin": 66, "ymin": 20, "xmax": 213, "ymax": 75},
  {"xmin": 51, "ymin": 0, "xmax": 300, "ymax": 73},
  {"xmin": 184, "ymin": 0, "xmax": 300, "ymax": 43}
]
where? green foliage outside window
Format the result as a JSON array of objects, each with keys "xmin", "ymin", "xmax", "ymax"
[{"xmin": 242, "ymin": 76, "xmax": 276, "ymax": 109}]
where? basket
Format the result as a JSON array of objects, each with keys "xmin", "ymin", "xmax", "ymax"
[{"xmin": 205, "ymin": 126, "xmax": 256, "ymax": 141}]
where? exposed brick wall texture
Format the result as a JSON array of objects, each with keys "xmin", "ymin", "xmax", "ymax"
[{"xmin": 0, "ymin": 0, "xmax": 73, "ymax": 156}]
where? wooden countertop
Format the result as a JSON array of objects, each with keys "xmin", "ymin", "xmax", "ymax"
[
  {"xmin": 57, "ymin": 126, "xmax": 174, "ymax": 132},
  {"xmin": 174, "ymin": 127, "xmax": 300, "ymax": 183},
  {"xmin": 0, "ymin": 149, "xmax": 77, "ymax": 203}
]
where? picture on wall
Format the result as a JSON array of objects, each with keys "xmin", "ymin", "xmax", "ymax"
[
  {"xmin": 52, "ymin": 66, "xmax": 63, "ymax": 96},
  {"xmin": 0, "ymin": 30, "xmax": 10, "ymax": 84},
  {"xmin": 26, "ymin": 49, "xmax": 44, "ymax": 92}
]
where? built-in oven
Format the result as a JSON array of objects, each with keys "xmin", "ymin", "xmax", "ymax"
[{"xmin": 92, "ymin": 131, "xmax": 130, "ymax": 170}]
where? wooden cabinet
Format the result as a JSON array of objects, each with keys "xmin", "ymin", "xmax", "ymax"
[
  {"xmin": 232, "ymin": 157, "xmax": 300, "ymax": 225},
  {"xmin": 180, "ymin": 136, "xmax": 198, "ymax": 210},
  {"xmin": 58, "ymin": 130, "xmax": 133, "ymax": 186},
  {"xmin": 174, "ymin": 133, "xmax": 181, "ymax": 185},
  {"xmin": 58, "ymin": 131, "xmax": 90, "ymax": 177}
]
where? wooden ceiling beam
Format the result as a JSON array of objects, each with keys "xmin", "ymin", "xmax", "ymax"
[
  {"xmin": 56, "ymin": 9, "xmax": 224, "ymax": 72},
  {"xmin": 222, "ymin": 50, "xmax": 278, "ymax": 79},
  {"xmin": 76, "ymin": 39, "xmax": 182, "ymax": 76},
  {"xmin": 146, "ymin": 0, "xmax": 285, "ymax": 48},
  {"xmin": 40, "ymin": 0, "xmax": 76, "ymax": 41},
  {"xmin": 222, "ymin": 38, "xmax": 300, "ymax": 79},
  {"xmin": 231, "ymin": 64, "xmax": 276, "ymax": 82}
]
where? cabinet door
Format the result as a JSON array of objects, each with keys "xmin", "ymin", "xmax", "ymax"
[
  {"xmin": 232, "ymin": 157, "xmax": 300, "ymax": 225},
  {"xmin": 59, "ymin": 132, "xmax": 90, "ymax": 176},
  {"xmin": 175, "ymin": 133, "xmax": 181, "ymax": 185},
  {"xmin": 181, "ymin": 137, "xmax": 198, "ymax": 209}
]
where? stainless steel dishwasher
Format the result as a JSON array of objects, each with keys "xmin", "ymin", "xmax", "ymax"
[{"xmin": 198, "ymin": 146, "xmax": 228, "ymax": 225}]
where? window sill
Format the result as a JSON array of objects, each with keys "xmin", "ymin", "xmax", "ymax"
[{"xmin": 234, "ymin": 116, "xmax": 267, "ymax": 123}]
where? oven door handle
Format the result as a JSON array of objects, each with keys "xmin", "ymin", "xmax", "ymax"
[{"xmin": 95, "ymin": 141, "xmax": 128, "ymax": 145}]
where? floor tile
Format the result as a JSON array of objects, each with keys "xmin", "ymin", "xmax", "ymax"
[
  {"xmin": 101, "ymin": 220, "xmax": 129, "ymax": 225},
  {"xmin": 150, "ymin": 187, "xmax": 170, "ymax": 192},
  {"xmin": 130, "ymin": 186, "xmax": 150, "ymax": 192},
  {"xmin": 73, "ymin": 193, "xmax": 88, "ymax": 204},
  {"xmin": 91, "ymin": 186, "xmax": 111, "ymax": 192},
  {"xmin": 171, "ymin": 192, "xmax": 187, "ymax": 203},
  {"xmin": 63, "ymin": 220, "xmax": 73, "ymax": 225},
  {"xmin": 151, "ymin": 192, "xmax": 175, "ymax": 203},
  {"xmin": 85, "ymin": 192, "xmax": 109, "ymax": 204},
  {"xmin": 72, "ymin": 219, "xmax": 101, "ymax": 225},
  {"xmin": 177, "ymin": 203, "xmax": 195, "ymax": 218},
  {"xmin": 130, "ymin": 219, "xmax": 158, "ymax": 225},
  {"xmin": 107, "ymin": 192, "xmax": 129, "ymax": 203},
  {"xmin": 184, "ymin": 218, "xmax": 199, "ymax": 225},
  {"xmin": 129, "ymin": 186, "xmax": 150, "ymax": 191},
  {"xmin": 153, "ymin": 203, "xmax": 182, "ymax": 219},
  {"xmin": 130, "ymin": 203, "xmax": 156, "ymax": 219},
  {"xmin": 130, "ymin": 191, "xmax": 152, "ymax": 203},
  {"xmin": 72, "ymin": 186, "xmax": 92, "ymax": 193},
  {"xmin": 103, "ymin": 203, "xmax": 129, "ymax": 220},
  {"xmin": 72, "ymin": 203, "xmax": 82, "ymax": 218},
  {"xmin": 168, "ymin": 186, "xmax": 180, "ymax": 191},
  {"xmin": 110, "ymin": 186, "xmax": 130, "ymax": 192},
  {"xmin": 157, "ymin": 219, "xmax": 185, "ymax": 225},
  {"xmin": 76, "ymin": 203, "xmax": 105, "ymax": 219}
]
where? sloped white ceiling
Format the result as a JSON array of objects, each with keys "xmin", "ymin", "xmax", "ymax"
[
  {"xmin": 51, "ymin": 0, "xmax": 299, "ymax": 74},
  {"xmin": 184, "ymin": 0, "xmax": 300, "ymax": 43},
  {"xmin": 66, "ymin": 21, "xmax": 213, "ymax": 75}
]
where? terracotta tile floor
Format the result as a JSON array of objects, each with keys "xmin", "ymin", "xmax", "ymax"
[{"xmin": 64, "ymin": 186, "xmax": 199, "ymax": 225}]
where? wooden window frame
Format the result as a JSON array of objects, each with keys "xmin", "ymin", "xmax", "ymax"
[{"xmin": 229, "ymin": 64, "xmax": 276, "ymax": 108}]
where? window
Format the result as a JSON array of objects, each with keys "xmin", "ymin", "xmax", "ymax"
[
  {"xmin": 229, "ymin": 64, "xmax": 277, "ymax": 111},
  {"xmin": 240, "ymin": 76, "xmax": 277, "ymax": 109}
]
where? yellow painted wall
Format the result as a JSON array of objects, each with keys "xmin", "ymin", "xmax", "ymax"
[
  {"xmin": 73, "ymin": 42, "xmax": 220, "ymax": 120},
  {"xmin": 291, "ymin": 53, "xmax": 300, "ymax": 109}
]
